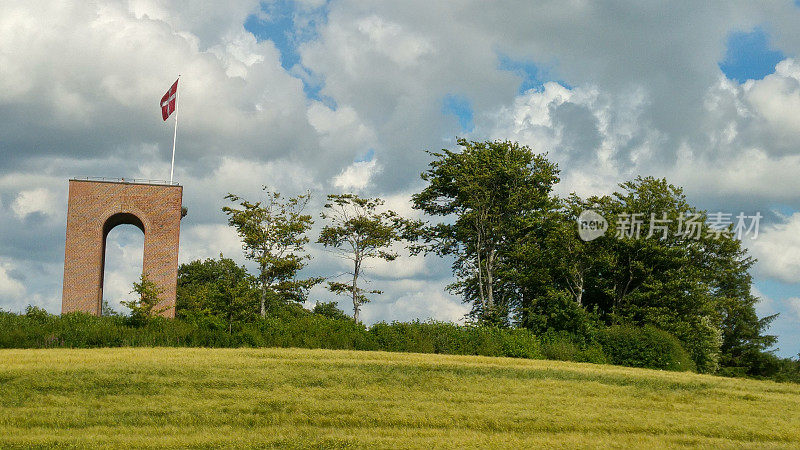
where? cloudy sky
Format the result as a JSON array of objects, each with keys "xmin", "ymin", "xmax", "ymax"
[{"xmin": 2, "ymin": 0, "xmax": 800, "ymax": 356}]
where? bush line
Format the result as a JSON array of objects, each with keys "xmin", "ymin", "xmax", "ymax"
[{"xmin": 1, "ymin": 307, "xmax": 694, "ymax": 372}]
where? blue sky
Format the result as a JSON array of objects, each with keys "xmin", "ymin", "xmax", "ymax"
[
  {"xmin": 245, "ymin": 0, "xmax": 329, "ymax": 100},
  {"xmin": 497, "ymin": 54, "xmax": 567, "ymax": 94},
  {"xmin": 719, "ymin": 27, "xmax": 785, "ymax": 83},
  {"xmin": 442, "ymin": 94, "xmax": 474, "ymax": 132},
  {"xmin": 755, "ymin": 279, "xmax": 799, "ymax": 357}
]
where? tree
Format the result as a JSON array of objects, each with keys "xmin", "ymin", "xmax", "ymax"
[
  {"xmin": 318, "ymin": 194, "xmax": 409, "ymax": 323},
  {"xmin": 223, "ymin": 189, "xmax": 320, "ymax": 317},
  {"xmin": 598, "ymin": 177, "xmax": 725, "ymax": 371},
  {"xmin": 509, "ymin": 194, "xmax": 611, "ymax": 335},
  {"xmin": 122, "ymin": 273, "xmax": 167, "ymax": 323},
  {"xmin": 176, "ymin": 256, "xmax": 259, "ymax": 332},
  {"xmin": 709, "ymin": 234, "xmax": 778, "ymax": 376},
  {"xmin": 312, "ymin": 301, "xmax": 351, "ymax": 321},
  {"xmin": 412, "ymin": 138, "xmax": 560, "ymax": 325},
  {"xmin": 553, "ymin": 176, "xmax": 773, "ymax": 373}
]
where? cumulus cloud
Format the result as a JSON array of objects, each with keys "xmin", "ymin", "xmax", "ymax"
[
  {"xmin": 749, "ymin": 212, "xmax": 800, "ymax": 284},
  {"xmin": 11, "ymin": 188, "xmax": 58, "ymax": 219},
  {"xmin": 332, "ymin": 159, "xmax": 379, "ymax": 191},
  {"xmin": 178, "ymin": 224, "xmax": 243, "ymax": 264},
  {"xmin": 484, "ymin": 56, "xmax": 800, "ymax": 215},
  {"xmin": 359, "ymin": 279, "xmax": 470, "ymax": 325}
]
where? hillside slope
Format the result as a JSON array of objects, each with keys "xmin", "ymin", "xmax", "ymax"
[{"xmin": 0, "ymin": 348, "xmax": 798, "ymax": 448}]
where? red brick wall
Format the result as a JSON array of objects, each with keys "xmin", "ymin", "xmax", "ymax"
[{"xmin": 61, "ymin": 180, "xmax": 183, "ymax": 318}]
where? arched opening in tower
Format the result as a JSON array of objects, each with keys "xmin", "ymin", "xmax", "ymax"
[{"xmin": 101, "ymin": 213, "xmax": 145, "ymax": 316}]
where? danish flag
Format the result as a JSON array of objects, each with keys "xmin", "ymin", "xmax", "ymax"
[{"xmin": 160, "ymin": 79, "xmax": 178, "ymax": 121}]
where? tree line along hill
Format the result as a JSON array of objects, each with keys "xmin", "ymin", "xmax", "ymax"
[{"xmin": 3, "ymin": 138, "xmax": 796, "ymax": 382}]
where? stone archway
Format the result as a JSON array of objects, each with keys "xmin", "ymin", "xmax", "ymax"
[{"xmin": 61, "ymin": 179, "xmax": 183, "ymax": 317}]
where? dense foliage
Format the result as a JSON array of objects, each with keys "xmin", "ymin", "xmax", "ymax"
[
  {"xmin": 411, "ymin": 138, "xmax": 560, "ymax": 325},
  {"xmin": 1, "ymin": 306, "xmax": 721, "ymax": 374},
  {"xmin": 176, "ymin": 256, "xmax": 259, "ymax": 333},
  {"xmin": 595, "ymin": 325, "xmax": 696, "ymax": 371},
  {"xmin": 412, "ymin": 139, "xmax": 780, "ymax": 376}
]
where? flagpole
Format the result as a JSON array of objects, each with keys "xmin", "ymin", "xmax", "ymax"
[{"xmin": 169, "ymin": 75, "xmax": 180, "ymax": 183}]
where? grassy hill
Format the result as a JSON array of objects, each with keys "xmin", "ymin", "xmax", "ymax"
[{"xmin": 1, "ymin": 348, "xmax": 798, "ymax": 448}]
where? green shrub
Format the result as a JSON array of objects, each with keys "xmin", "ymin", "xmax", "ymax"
[
  {"xmin": 0, "ymin": 310, "xmax": 535, "ymax": 360},
  {"xmin": 496, "ymin": 328, "xmax": 542, "ymax": 359},
  {"xmin": 0, "ymin": 308, "xmax": 717, "ymax": 375},
  {"xmin": 596, "ymin": 325, "xmax": 695, "ymax": 372},
  {"xmin": 539, "ymin": 331, "xmax": 608, "ymax": 364},
  {"xmin": 256, "ymin": 314, "xmax": 374, "ymax": 350},
  {"xmin": 368, "ymin": 321, "xmax": 541, "ymax": 359},
  {"xmin": 24, "ymin": 305, "xmax": 53, "ymax": 324},
  {"xmin": 521, "ymin": 290, "xmax": 602, "ymax": 344}
]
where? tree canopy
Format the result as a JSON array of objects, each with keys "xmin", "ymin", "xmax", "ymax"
[
  {"xmin": 223, "ymin": 189, "xmax": 321, "ymax": 317},
  {"xmin": 318, "ymin": 194, "xmax": 410, "ymax": 323}
]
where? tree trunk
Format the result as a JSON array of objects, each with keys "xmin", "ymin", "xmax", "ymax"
[
  {"xmin": 475, "ymin": 225, "xmax": 486, "ymax": 312},
  {"xmin": 260, "ymin": 285, "xmax": 267, "ymax": 318},
  {"xmin": 486, "ymin": 247, "xmax": 495, "ymax": 310},
  {"xmin": 259, "ymin": 260, "xmax": 269, "ymax": 318},
  {"xmin": 352, "ymin": 257, "xmax": 361, "ymax": 323}
]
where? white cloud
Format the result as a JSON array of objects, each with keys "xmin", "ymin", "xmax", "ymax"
[
  {"xmin": 745, "ymin": 59, "xmax": 800, "ymax": 139},
  {"xmin": 178, "ymin": 223, "xmax": 243, "ymax": 264},
  {"xmin": 750, "ymin": 212, "xmax": 800, "ymax": 283},
  {"xmin": 102, "ymin": 226, "xmax": 145, "ymax": 311},
  {"xmin": 12, "ymin": 188, "xmax": 57, "ymax": 219},
  {"xmin": 307, "ymin": 102, "xmax": 378, "ymax": 161},
  {"xmin": 332, "ymin": 159, "xmax": 379, "ymax": 191},
  {"xmin": 360, "ymin": 279, "xmax": 469, "ymax": 325}
]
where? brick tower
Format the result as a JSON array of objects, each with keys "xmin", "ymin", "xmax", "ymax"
[{"xmin": 61, "ymin": 178, "xmax": 183, "ymax": 317}]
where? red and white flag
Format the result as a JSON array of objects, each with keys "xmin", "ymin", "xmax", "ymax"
[{"xmin": 160, "ymin": 79, "xmax": 178, "ymax": 121}]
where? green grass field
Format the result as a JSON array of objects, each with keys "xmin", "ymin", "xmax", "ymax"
[{"xmin": 1, "ymin": 348, "xmax": 798, "ymax": 448}]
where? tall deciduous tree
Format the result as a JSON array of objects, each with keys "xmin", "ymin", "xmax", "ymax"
[
  {"xmin": 318, "ymin": 194, "xmax": 408, "ymax": 323},
  {"xmin": 553, "ymin": 177, "xmax": 773, "ymax": 373},
  {"xmin": 223, "ymin": 189, "xmax": 320, "ymax": 317},
  {"xmin": 412, "ymin": 138, "xmax": 560, "ymax": 325}
]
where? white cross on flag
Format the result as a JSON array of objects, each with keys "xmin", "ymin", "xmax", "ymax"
[{"xmin": 160, "ymin": 79, "xmax": 178, "ymax": 121}]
